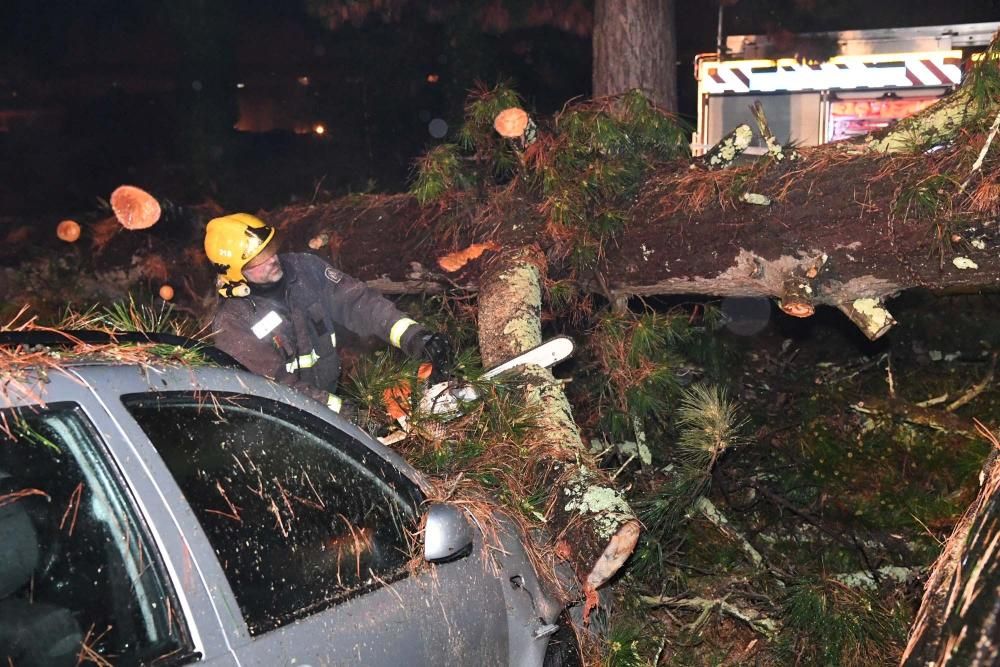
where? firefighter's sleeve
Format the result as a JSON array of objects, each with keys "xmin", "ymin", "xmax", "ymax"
[
  {"xmin": 312, "ymin": 257, "xmax": 428, "ymax": 354},
  {"xmin": 211, "ymin": 308, "xmax": 335, "ymax": 407}
]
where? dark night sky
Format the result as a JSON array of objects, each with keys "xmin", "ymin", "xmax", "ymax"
[{"xmin": 0, "ymin": 1, "xmax": 998, "ymax": 217}]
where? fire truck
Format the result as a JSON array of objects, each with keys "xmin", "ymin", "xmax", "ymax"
[{"xmin": 692, "ymin": 21, "xmax": 1000, "ymax": 154}]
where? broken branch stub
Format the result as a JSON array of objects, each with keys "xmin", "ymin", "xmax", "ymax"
[
  {"xmin": 477, "ymin": 246, "xmax": 640, "ymax": 601},
  {"xmin": 837, "ymin": 298, "xmax": 897, "ymax": 341},
  {"xmin": 749, "ymin": 101, "xmax": 798, "ymax": 163},
  {"xmin": 702, "ymin": 123, "xmax": 753, "ymax": 169}
]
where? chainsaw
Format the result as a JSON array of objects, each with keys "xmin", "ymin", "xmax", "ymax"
[{"xmin": 378, "ymin": 336, "xmax": 574, "ymax": 444}]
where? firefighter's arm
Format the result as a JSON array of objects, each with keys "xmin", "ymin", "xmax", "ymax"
[
  {"xmin": 315, "ymin": 257, "xmax": 454, "ymax": 378},
  {"xmin": 314, "ymin": 258, "xmax": 426, "ymax": 344}
]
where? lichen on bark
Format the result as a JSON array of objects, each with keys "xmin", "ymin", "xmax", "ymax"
[
  {"xmin": 563, "ymin": 466, "xmax": 633, "ymax": 540},
  {"xmin": 498, "ymin": 263, "xmax": 542, "ymax": 351}
]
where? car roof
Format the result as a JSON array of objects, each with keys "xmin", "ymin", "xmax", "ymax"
[
  {"xmin": 0, "ymin": 329, "xmax": 243, "ymax": 369},
  {"xmin": 0, "ymin": 332, "xmax": 432, "ymax": 494}
]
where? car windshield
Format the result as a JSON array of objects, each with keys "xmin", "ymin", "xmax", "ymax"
[{"xmin": 122, "ymin": 392, "xmax": 422, "ymax": 635}]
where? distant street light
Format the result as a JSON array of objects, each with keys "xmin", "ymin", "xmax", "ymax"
[{"xmin": 314, "ymin": 124, "xmax": 326, "ymax": 135}]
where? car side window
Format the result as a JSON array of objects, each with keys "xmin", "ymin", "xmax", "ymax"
[
  {"xmin": 0, "ymin": 404, "xmax": 195, "ymax": 666},
  {"xmin": 122, "ymin": 392, "xmax": 422, "ymax": 636}
]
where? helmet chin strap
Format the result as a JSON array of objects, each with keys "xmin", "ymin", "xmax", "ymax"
[{"xmin": 218, "ymin": 282, "xmax": 251, "ymax": 298}]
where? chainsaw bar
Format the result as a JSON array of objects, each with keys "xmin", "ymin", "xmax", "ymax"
[
  {"xmin": 481, "ymin": 335, "xmax": 575, "ymax": 379},
  {"xmin": 418, "ymin": 336, "xmax": 575, "ymax": 416}
]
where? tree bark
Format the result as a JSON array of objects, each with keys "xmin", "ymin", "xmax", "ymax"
[
  {"xmin": 593, "ymin": 0, "xmax": 677, "ymax": 111},
  {"xmin": 476, "ymin": 246, "xmax": 641, "ymax": 610},
  {"xmin": 901, "ymin": 442, "xmax": 1000, "ymax": 666}
]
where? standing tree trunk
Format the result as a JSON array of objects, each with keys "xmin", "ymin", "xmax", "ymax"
[
  {"xmin": 477, "ymin": 246, "xmax": 641, "ymax": 616},
  {"xmin": 593, "ymin": 0, "xmax": 677, "ymax": 111}
]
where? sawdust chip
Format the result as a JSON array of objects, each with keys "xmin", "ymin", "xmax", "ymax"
[
  {"xmin": 437, "ymin": 242, "xmax": 499, "ymax": 272},
  {"xmin": 383, "ymin": 385, "xmax": 410, "ymax": 421},
  {"xmin": 383, "ymin": 363, "xmax": 434, "ymax": 421},
  {"xmin": 111, "ymin": 185, "xmax": 161, "ymax": 230}
]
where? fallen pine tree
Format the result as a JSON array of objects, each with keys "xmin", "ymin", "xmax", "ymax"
[
  {"xmin": 268, "ymin": 49, "xmax": 1000, "ymax": 343},
  {"xmin": 8, "ymin": 48, "xmax": 1000, "ymax": 339},
  {"xmin": 251, "ymin": 46, "xmax": 1000, "ymax": 657}
]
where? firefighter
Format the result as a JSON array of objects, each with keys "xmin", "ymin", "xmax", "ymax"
[{"xmin": 203, "ymin": 212, "xmax": 452, "ymax": 417}]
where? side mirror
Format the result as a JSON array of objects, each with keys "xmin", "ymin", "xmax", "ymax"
[{"xmin": 424, "ymin": 503, "xmax": 474, "ymax": 563}]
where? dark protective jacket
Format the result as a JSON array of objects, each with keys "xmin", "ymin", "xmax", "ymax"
[{"xmin": 211, "ymin": 253, "xmax": 425, "ymax": 407}]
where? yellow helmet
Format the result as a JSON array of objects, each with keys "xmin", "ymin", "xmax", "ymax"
[{"xmin": 204, "ymin": 213, "xmax": 276, "ymax": 297}]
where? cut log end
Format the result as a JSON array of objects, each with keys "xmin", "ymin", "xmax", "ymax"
[
  {"xmin": 778, "ymin": 276, "xmax": 816, "ymax": 318},
  {"xmin": 585, "ymin": 519, "xmax": 641, "ymax": 591},
  {"xmin": 779, "ymin": 299, "xmax": 815, "ymax": 318}
]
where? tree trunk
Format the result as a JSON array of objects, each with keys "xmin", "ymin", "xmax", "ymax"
[
  {"xmin": 31, "ymin": 177, "xmax": 998, "ymax": 343},
  {"xmin": 477, "ymin": 246, "xmax": 641, "ymax": 611},
  {"xmin": 593, "ymin": 0, "xmax": 677, "ymax": 111},
  {"xmin": 901, "ymin": 440, "xmax": 1000, "ymax": 666},
  {"xmin": 6, "ymin": 76, "xmax": 999, "ymax": 343}
]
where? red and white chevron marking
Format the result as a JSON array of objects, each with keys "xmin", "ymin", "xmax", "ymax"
[{"xmin": 701, "ymin": 52, "xmax": 962, "ymax": 95}]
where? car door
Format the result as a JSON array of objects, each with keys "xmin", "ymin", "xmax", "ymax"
[
  {"xmin": 101, "ymin": 365, "xmax": 511, "ymax": 666},
  {"xmin": 0, "ymin": 370, "xmax": 234, "ymax": 666}
]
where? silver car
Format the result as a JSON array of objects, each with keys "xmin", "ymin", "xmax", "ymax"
[{"xmin": 0, "ymin": 343, "xmax": 580, "ymax": 666}]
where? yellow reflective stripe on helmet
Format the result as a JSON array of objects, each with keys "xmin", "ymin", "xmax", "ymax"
[
  {"xmin": 284, "ymin": 350, "xmax": 320, "ymax": 373},
  {"xmin": 326, "ymin": 394, "xmax": 343, "ymax": 413},
  {"xmin": 389, "ymin": 318, "xmax": 418, "ymax": 349}
]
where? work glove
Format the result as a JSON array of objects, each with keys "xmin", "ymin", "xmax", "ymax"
[{"xmin": 415, "ymin": 332, "xmax": 453, "ymax": 383}]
